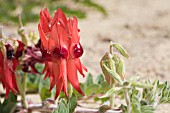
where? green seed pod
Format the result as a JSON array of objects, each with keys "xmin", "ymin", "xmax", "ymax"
[
  {"xmin": 100, "ymin": 53, "xmax": 116, "ymax": 84},
  {"xmin": 116, "ymin": 58, "xmax": 125, "ymax": 79},
  {"xmin": 111, "ymin": 43, "xmax": 129, "ymax": 58}
]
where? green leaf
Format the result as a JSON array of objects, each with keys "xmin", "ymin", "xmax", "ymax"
[
  {"xmin": 131, "ymin": 82, "xmax": 153, "ymax": 88},
  {"xmin": 141, "ymin": 105, "xmax": 154, "ymax": 113},
  {"xmin": 111, "ymin": 43, "xmax": 129, "ymax": 58},
  {"xmin": 132, "ymin": 92, "xmax": 141, "ymax": 113},
  {"xmin": 3, "ymin": 92, "xmax": 17, "ymax": 106},
  {"xmin": 53, "ymin": 99, "xmax": 69, "ymax": 113},
  {"xmin": 100, "ymin": 81, "xmax": 110, "ymax": 93},
  {"xmin": 0, "ymin": 103, "xmax": 3, "ymax": 113},
  {"xmin": 116, "ymin": 59, "xmax": 125, "ymax": 78},
  {"xmin": 38, "ymin": 74, "xmax": 51, "ymax": 101},
  {"xmin": 100, "ymin": 87, "xmax": 122, "ymax": 98},
  {"xmin": 85, "ymin": 73, "xmax": 93, "ymax": 87},
  {"xmin": 128, "ymin": 76, "xmax": 141, "ymax": 82},
  {"xmin": 120, "ymin": 104, "xmax": 127, "ymax": 113},
  {"xmin": 95, "ymin": 74, "xmax": 105, "ymax": 84},
  {"xmin": 2, "ymin": 92, "xmax": 17, "ymax": 113},
  {"xmin": 3, "ymin": 102, "xmax": 16, "ymax": 113},
  {"xmin": 103, "ymin": 64, "xmax": 123, "ymax": 85},
  {"xmin": 68, "ymin": 94, "xmax": 77, "ymax": 113},
  {"xmin": 85, "ymin": 84, "xmax": 100, "ymax": 96}
]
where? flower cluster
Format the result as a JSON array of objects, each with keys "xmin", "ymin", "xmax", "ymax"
[
  {"xmin": 0, "ymin": 40, "xmax": 25, "ymax": 98},
  {"xmin": 38, "ymin": 8, "xmax": 87, "ymax": 98}
]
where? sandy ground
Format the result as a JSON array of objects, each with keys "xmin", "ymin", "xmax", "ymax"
[{"xmin": 1, "ymin": 0, "xmax": 170, "ymax": 112}]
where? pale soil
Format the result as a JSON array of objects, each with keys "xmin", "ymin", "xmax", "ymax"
[{"xmin": 1, "ymin": 0, "xmax": 170, "ymax": 112}]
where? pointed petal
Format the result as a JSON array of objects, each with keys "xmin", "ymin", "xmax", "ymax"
[
  {"xmin": 49, "ymin": 24, "xmax": 59, "ymax": 51},
  {"xmin": 55, "ymin": 78, "xmax": 63, "ymax": 99},
  {"xmin": 52, "ymin": 62, "xmax": 60, "ymax": 90},
  {"xmin": 74, "ymin": 58, "xmax": 87, "ymax": 77},
  {"xmin": 12, "ymin": 74, "xmax": 19, "ymax": 93},
  {"xmin": 59, "ymin": 59, "xmax": 68, "ymax": 97},
  {"xmin": 44, "ymin": 72, "xmax": 49, "ymax": 80},
  {"xmin": 49, "ymin": 74, "xmax": 55, "ymax": 91},
  {"xmin": 4, "ymin": 59, "xmax": 15, "ymax": 92},
  {"xmin": 52, "ymin": 8, "xmax": 67, "ymax": 27},
  {"xmin": 0, "ymin": 50, "xmax": 4, "ymax": 75},
  {"xmin": 71, "ymin": 17, "xmax": 80, "ymax": 43},
  {"xmin": 40, "ymin": 9, "xmax": 51, "ymax": 33},
  {"xmin": 57, "ymin": 24, "xmax": 69, "ymax": 48},
  {"xmin": 67, "ymin": 59, "xmax": 84, "ymax": 96},
  {"xmin": 12, "ymin": 58, "xmax": 19, "ymax": 70},
  {"xmin": 38, "ymin": 24, "xmax": 48, "ymax": 49},
  {"xmin": 5, "ymin": 87, "xmax": 10, "ymax": 99},
  {"xmin": 42, "ymin": 62, "xmax": 49, "ymax": 74},
  {"xmin": 43, "ymin": 8, "xmax": 52, "ymax": 22},
  {"xmin": 15, "ymin": 40, "xmax": 25, "ymax": 58}
]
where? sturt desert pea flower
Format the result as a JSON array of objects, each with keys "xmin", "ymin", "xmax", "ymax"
[
  {"xmin": 0, "ymin": 40, "xmax": 25, "ymax": 98},
  {"xmin": 38, "ymin": 8, "xmax": 87, "ymax": 99}
]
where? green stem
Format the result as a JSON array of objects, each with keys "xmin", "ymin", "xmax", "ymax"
[
  {"xmin": 109, "ymin": 41, "xmax": 115, "ymax": 110},
  {"xmin": 109, "ymin": 79, "xmax": 115, "ymax": 110},
  {"xmin": 16, "ymin": 73, "xmax": 28, "ymax": 109},
  {"xmin": 22, "ymin": 73, "xmax": 28, "ymax": 109},
  {"xmin": 124, "ymin": 89, "xmax": 131, "ymax": 113}
]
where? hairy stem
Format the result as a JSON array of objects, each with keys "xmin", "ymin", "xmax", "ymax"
[
  {"xmin": 16, "ymin": 73, "xmax": 28, "ymax": 109},
  {"xmin": 22, "ymin": 73, "xmax": 28, "ymax": 109},
  {"xmin": 110, "ymin": 79, "xmax": 115, "ymax": 110},
  {"xmin": 109, "ymin": 41, "xmax": 115, "ymax": 109},
  {"xmin": 124, "ymin": 89, "xmax": 131, "ymax": 113}
]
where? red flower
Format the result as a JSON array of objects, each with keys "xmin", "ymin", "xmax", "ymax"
[
  {"xmin": 38, "ymin": 8, "xmax": 87, "ymax": 99},
  {"xmin": 0, "ymin": 40, "xmax": 25, "ymax": 98}
]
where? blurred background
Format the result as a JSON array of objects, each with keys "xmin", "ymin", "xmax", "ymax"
[{"xmin": 0, "ymin": 0, "xmax": 170, "ymax": 112}]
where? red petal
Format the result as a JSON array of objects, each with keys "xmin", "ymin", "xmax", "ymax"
[
  {"xmin": 5, "ymin": 87, "xmax": 10, "ymax": 99},
  {"xmin": 0, "ymin": 50, "xmax": 4, "ymax": 75},
  {"xmin": 74, "ymin": 58, "xmax": 87, "ymax": 77},
  {"xmin": 43, "ymin": 8, "xmax": 52, "ymax": 23},
  {"xmin": 12, "ymin": 58, "xmax": 19, "ymax": 70},
  {"xmin": 42, "ymin": 62, "xmax": 49, "ymax": 74},
  {"xmin": 57, "ymin": 24, "xmax": 69, "ymax": 48},
  {"xmin": 52, "ymin": 62, "xmax": 60, "ymax": 83},
  {"xmin": 52, "ymin": 8, "xmax": 67, "ymax": 28},
  {"xmin": 71, "ymin": 17, "xmax": 80, "ymax": 43},
  {"xmin": 15, "ymin": 40, "xmax": 25, "ymax": 58},
  {"xmin": 59, "ymin": 59, "xmax": 68, "ymax": 97},
  {"xmin": 55, "ymin": 78, "xmax": 63, "ymax": 99},
  {"xmin": 4, "ymin": 59, "xmax": 15, "ymax": 92},
  {"xmin": 12, "ymin": 73, "xmax": 19, "ymax": 93},
  {"xmin": 49, "ymin": 24, "xmax": 59, "ymax": 51},
  {"xmin": 67, "ymin": 59, "xmax": 84, "ymax": 96},
  {"xmin": 40, "ymin": 9, "xmax": 51, "ymax": 33},
  {"xmin": 49, "ymin": 74, "xmax": 55, "ymax": 91},
  {"xmin": 44, "ymin": 72, "xmax": 49, "ymax": 80},
  {"xmin": 38, "ymin": 24, "xmax": 49, "ymax": 49}
]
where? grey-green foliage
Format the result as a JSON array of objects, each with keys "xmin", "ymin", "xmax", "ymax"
[
  {"xmin": 120, "ymin": 80, "xmax": 170, "ymax": 113},
  {"xmin": 72, "ymin": 73, "xmax": 110, "ymax": 103},
  {"xmin": 143, "ymin": 80, "xmax": 170, "ymax": 106},
  {"xmin": 52, "ymin": 94, "xmax": 77, "ymax": 113},
  {"xmin": 0, "ymin": 92, "xmax": 17, "ymax": 113}
]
